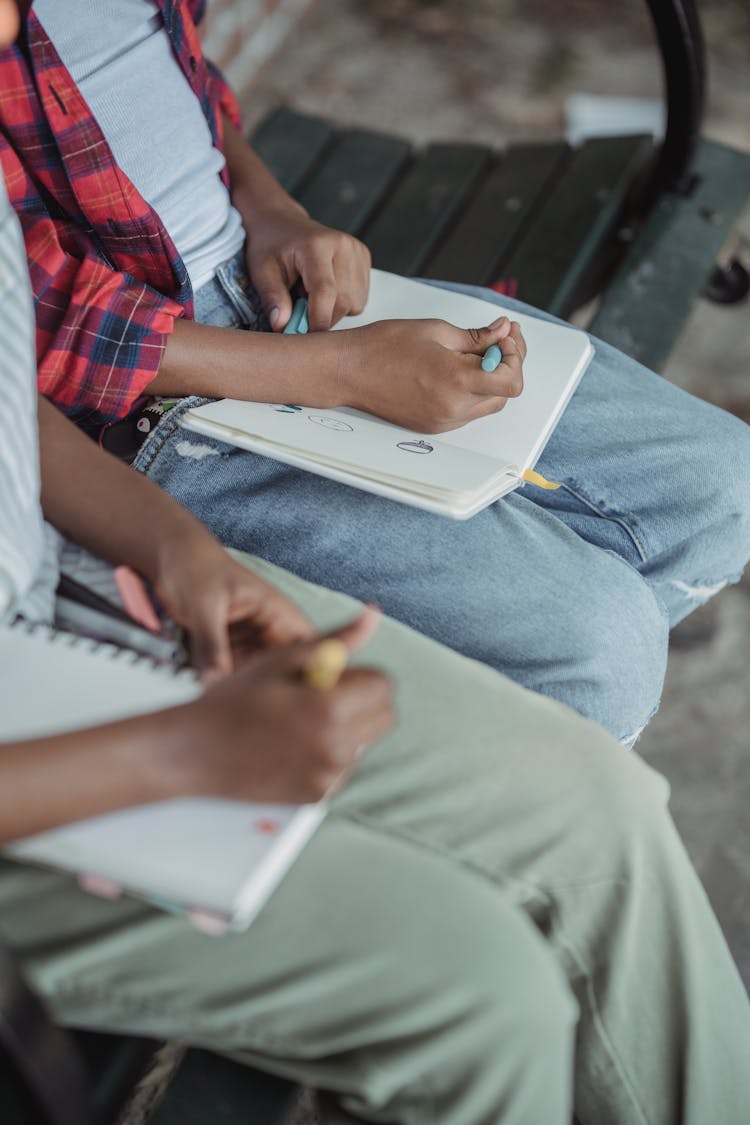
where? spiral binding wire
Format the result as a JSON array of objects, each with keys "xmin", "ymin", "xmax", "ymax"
[{"xmin": 9, "ymin": 616, "xmax": 196, "ymax": 684}]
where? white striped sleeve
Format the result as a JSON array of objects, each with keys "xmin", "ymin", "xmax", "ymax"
[{"xmin": 0, "ymin": 188, "xmax": 57, "ymax": 624}]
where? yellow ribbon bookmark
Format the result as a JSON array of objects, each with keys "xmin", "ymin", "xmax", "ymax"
[{"xmin": 522, "ymin": 468, "xmax": 561, "ymax": 491}]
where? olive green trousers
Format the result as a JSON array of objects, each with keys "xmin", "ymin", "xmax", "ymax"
[{"xmin": 1, "ymin": 554, "xmax": 748, "ymax": 1124}]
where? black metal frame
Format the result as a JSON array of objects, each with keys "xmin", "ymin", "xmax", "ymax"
[{"xmin": 644, "ymin": 0, "xmax": 706, "ymax": 198}]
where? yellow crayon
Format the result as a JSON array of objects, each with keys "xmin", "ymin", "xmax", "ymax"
[{"xmin": 303, "ymin": 639, "xmax": 349, "ymax": 690}]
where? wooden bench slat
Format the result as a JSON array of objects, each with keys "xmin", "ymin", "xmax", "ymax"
[
  {"xmin": 362, "ymin": 144, "xmax": 492, "ymax": 276},
  {"xmin": 72, "ymin": 1032, "xmax": 157, "ymax": 1121},
  {"xmin": 148, "ymin": 1049, "xmax": 296, "ymax": 1125},
  {"xmin": 421, "ymin": 143, "xmax": 568, "ymax": 286},
  {"xmin": 499, "ymin": 134, "xmax": 654, "ymax": 315},
  {"xmin": 250, "ymin": 106, "xmax": 336, "ymax": 195},
  {"xmin": 590, "ymin": 138, "xmax": 750, "ymax": 370},
  {"xmin": 298, "ymin": 128, "xmax": 412, "ymax": 234},
  {"xmin": 0, "ymin": 1058, "xmax": 47, "ymax": 1125}
]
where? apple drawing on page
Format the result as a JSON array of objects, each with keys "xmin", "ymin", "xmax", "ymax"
[{"xmin": 397, "ymin": 440, "xmax": 434, "ymax": 455}]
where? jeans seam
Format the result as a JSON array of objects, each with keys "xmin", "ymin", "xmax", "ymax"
[
  {"xmin": 544, "ymin": 890, "xmax": 653, "ymax": 1125},
  {"xmin": 558, "ymin": 482, "xmax": 649, "ymax": 562}
]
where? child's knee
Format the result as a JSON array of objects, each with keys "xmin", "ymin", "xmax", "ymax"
[
  {"xmin": 705, "ymin": 413, "xmax": 750, "ymax": 561},
  {"xmin": 551, "ymin": 567, "xmax": 669, "ymax": 742}
]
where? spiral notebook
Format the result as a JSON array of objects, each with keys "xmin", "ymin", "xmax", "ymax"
[
  {"xmin": 182, "ymin": 271, "xmax": 594, "ymax": 519},
  {"xmin": 0, "ymin": 621, "xmax": 326, "ymax": 934}
]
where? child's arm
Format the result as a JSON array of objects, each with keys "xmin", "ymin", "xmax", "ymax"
[
  {"xmin": 151, "ymin": 114, "xmax": 528, "ymax": 433},
  {"xmin": 37, "ymin": 397, "xmax": 314, "ymax": 675},
  {"xmin": 152, "ymin": 310, "xmax": 526, "ymax": 434},
  {"xmin": 221, "ymin": 115, "xmax": 370, "ymax": 333}
]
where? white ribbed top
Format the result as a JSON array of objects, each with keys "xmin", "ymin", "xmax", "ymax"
[{"xmin": 34, "ymin": 0, "xmax": 245, "ymax": 291}]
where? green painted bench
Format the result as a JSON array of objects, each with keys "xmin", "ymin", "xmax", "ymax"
[
  {"xmin": 249, "ymin": 109, "xmax": 749, "ymax": 375},
  {"xmin": 2, "ymin": 1, "xmax": 749, "ymax": 1122}
]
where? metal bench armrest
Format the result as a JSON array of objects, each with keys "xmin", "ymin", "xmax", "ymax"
[
  {"xmin": 0, "ymin": 944, "xmax": 92, "ymax": 1125},
  {"xmin": 645, "ymin": 0, "xmax": 706, "ymax": 197}
]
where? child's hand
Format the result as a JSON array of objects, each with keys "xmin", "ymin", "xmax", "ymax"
[
  {"xmin": 333, "ymin": 316, "xmax": 526, "ymax": 433},
  {"xmin": 245, "ymin": 205, "xmax": 371, "ymax": 332},
  {"xmin": 177, "ymin": 610, "xmax": 393, "ymax": 803},
  {"xmin": 151, "ymin": 532, "xmax": 315, "ymax": 680}
]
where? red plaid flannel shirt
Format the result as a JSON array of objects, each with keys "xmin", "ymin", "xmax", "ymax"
[{"xmin": 0, "ymin": 0, "xmax": 242, "ymax": 432}]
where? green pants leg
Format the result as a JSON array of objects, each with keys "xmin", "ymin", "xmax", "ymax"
[{"xmin": 1, "ymin": 554, "xmax": 748, "ymax": 1125}]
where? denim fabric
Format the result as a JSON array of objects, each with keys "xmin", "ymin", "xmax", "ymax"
[{"xmin": 134, "ymin": 251, "xmax": 750, "ymax": 743}]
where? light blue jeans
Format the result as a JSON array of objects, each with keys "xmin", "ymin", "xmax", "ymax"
[{"xmin": 134, "ymin": 251, "xmax": 750, "ymax": 743}]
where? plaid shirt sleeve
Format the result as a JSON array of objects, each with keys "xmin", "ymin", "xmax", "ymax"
[
  {"xmin": 206, "ymin": 58, "xmax": 242, "ymax": 131},
  {"xmin": 0, "ymin": 139, "xmax": 184, "ymax": 430},
  {"xmin": 187, "ymin": 0, "xmax": 207, "ymax": 22}
]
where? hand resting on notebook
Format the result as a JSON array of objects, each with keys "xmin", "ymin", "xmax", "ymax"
[
  {"xmin": 223, "ymin": 112, "xmax": 371, "ymax": 333},
  {"xmin": 331, "ymin": 315, "xmax": 526, "ymax": 433},
  {"xmin": 0, "ymin": 609, "xmax": 392, "ymax": 843},
  {"xmin": 220, "ymin": 111, "xmax": 525, "ymax": 433}
]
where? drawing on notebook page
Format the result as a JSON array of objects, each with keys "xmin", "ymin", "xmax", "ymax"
[
  {"xmin": 308, "ymin": 416, "xmax": 354, "ymax": 431},
  {"xmin": 397, "ymin": 440, "xmax": 434, "ymax": 455}
]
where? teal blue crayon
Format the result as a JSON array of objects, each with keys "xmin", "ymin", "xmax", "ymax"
[
  {"xmin": 283, "ymin": 298, "xmax": 309, "ymax": 335},
  {"xmin": 481, "ymin": 343, "xmax": 503, "ymax": 372}
]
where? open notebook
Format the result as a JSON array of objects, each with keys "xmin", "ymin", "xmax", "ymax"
[
  {"xmin": 181, "ymin": 271, "xmax": 594, "ymax": 519},
  {"xmin": 1, "ymin": 621, "xmax": 326, "ymax": 935}
]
